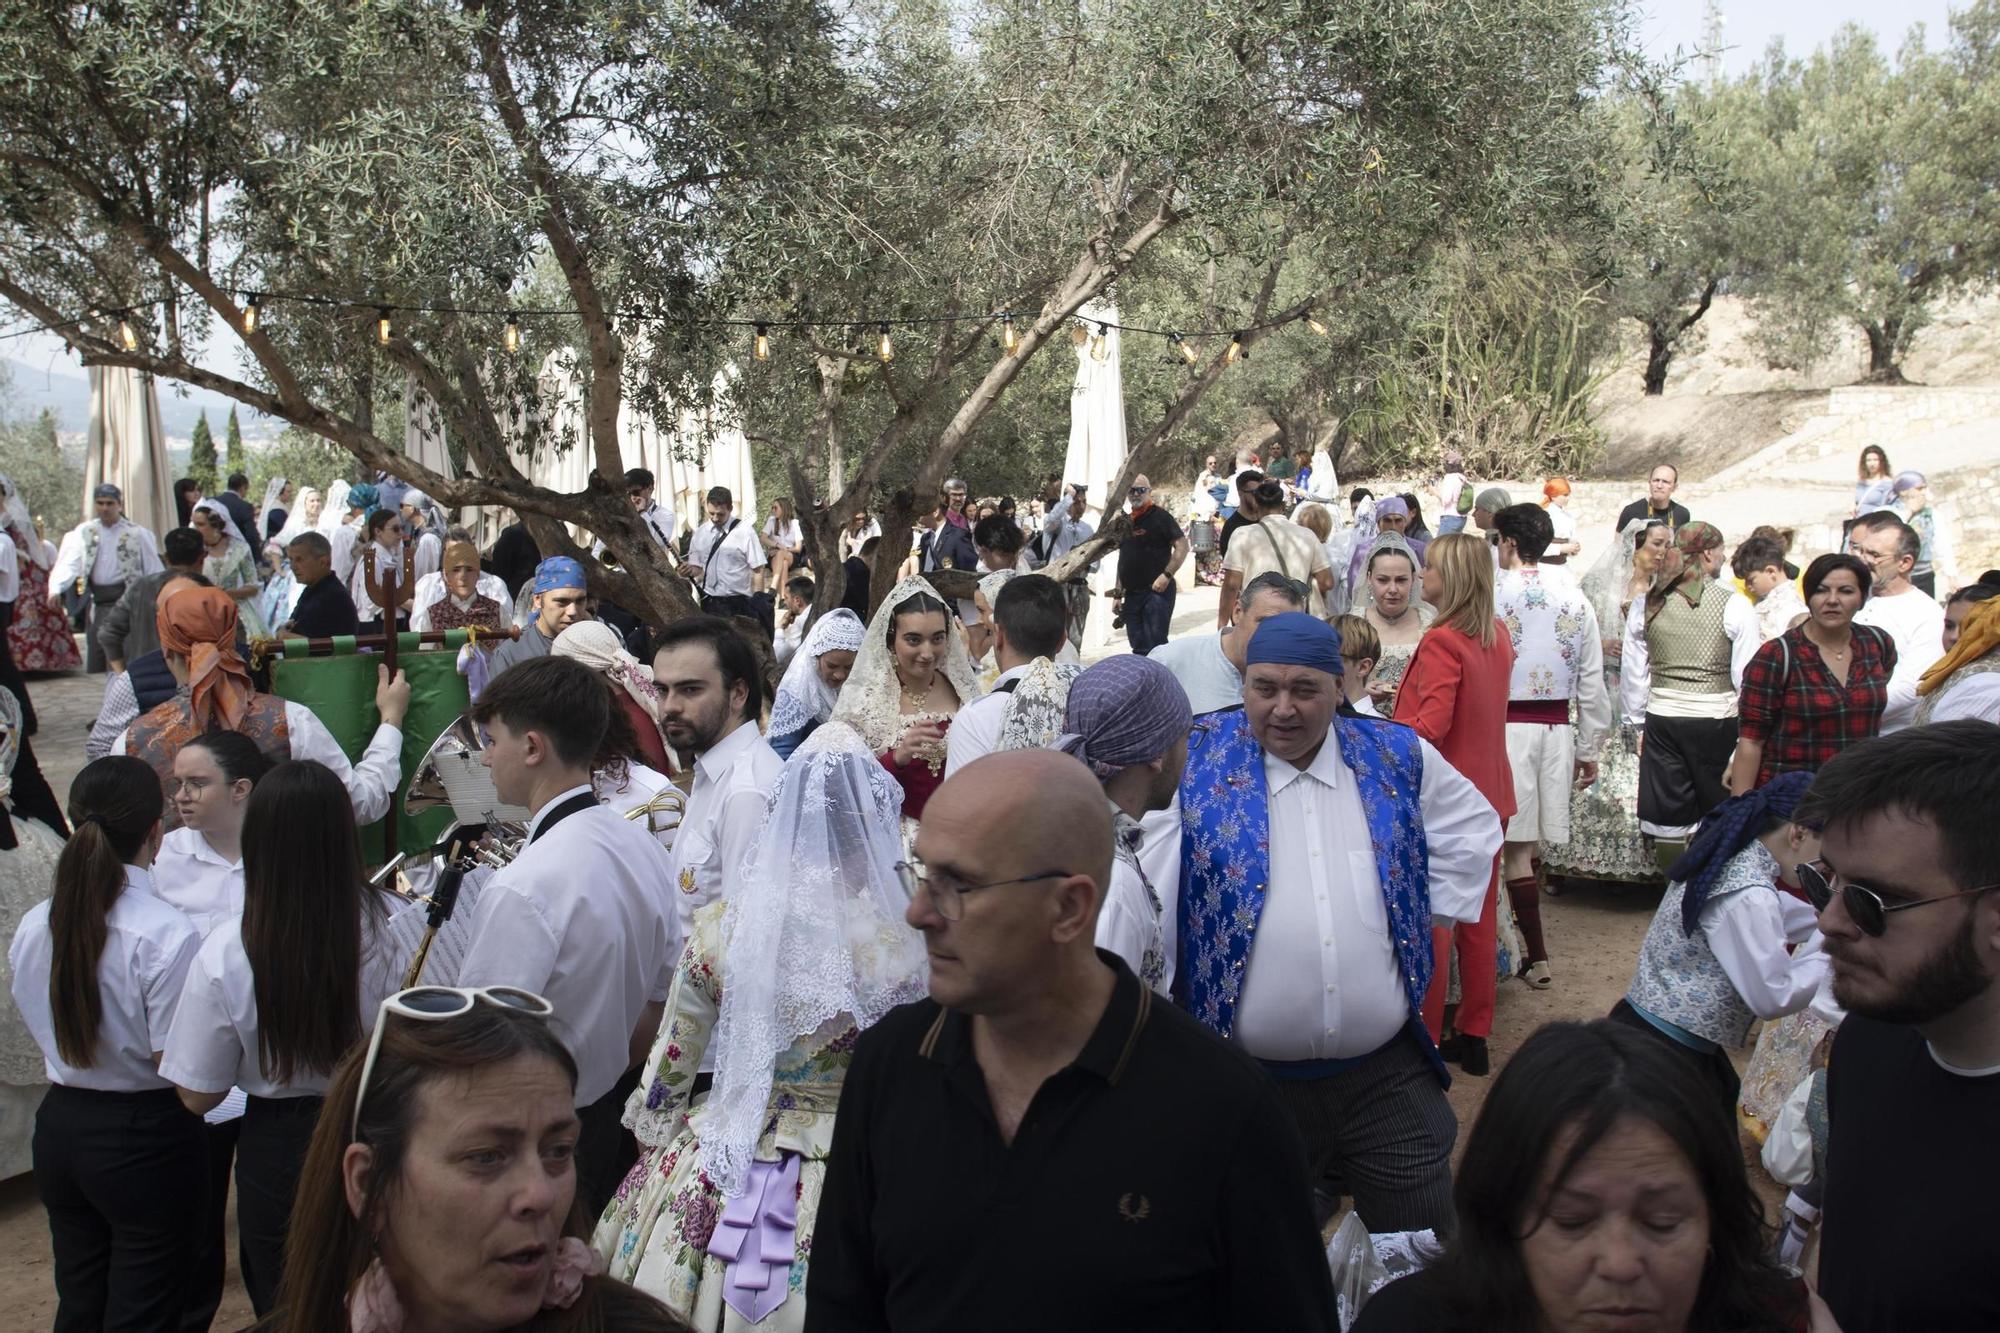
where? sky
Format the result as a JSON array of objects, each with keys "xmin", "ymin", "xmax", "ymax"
[
  {"xmin": 1637, "ymin": 0, "xmax": 1959, "ymax": 76},
  {"xmin": 2, "ymin": 0, "xmax": 1971, "ymax": 389}
]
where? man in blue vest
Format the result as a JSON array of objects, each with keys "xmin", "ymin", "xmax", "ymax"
[{"xmin": 1173, "ymin": 612, "xmax": 1501, "ymax": 1234}]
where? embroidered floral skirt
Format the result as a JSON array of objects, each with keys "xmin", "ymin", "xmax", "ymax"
[
  {"xmin": 10, "ymin": 564, "xmax": 79, "ymax": 672},
  {"xmin": 1543, "ymin": 722, "xmax": 1662, "ymax": 886}
]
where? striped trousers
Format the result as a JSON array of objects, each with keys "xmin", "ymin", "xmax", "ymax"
[{"xmin": 1267, "ymin": 1032, "xmax": 1459, "ymax": 1237}]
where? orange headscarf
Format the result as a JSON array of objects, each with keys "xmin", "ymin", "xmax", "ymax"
[
  {"xmin": 1542, "ymin": 477, "xmax": 1571, "ymax": 507},
  {"xmin": 156, "ymin": 585, "xmax": 253, "ymax": 730},
  {"xmin": 1919, "ymin": 597, "xmax": 2000, "ymax": 697}
]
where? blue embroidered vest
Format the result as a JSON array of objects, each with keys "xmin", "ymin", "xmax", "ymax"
[{"xmin": 1174, "ymin": 708, "xmax": 1443, "ymax": 1078}]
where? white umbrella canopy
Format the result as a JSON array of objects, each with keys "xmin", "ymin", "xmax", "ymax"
[
  {"xmin": 84, "ymin": 365, "xmax": 175, "ymax": 540},
  {"xmin": 404, "ymin": 381, "xmax": 455, "ymax": 482},
  {"xmin": 1064, "ymin": 303, "xmax": 1128, "ymax": 651}
]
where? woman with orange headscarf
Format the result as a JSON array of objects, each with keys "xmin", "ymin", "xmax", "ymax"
[
  {"xmin": 1915, "ymin": 590, "xmax": 2000, "ymax": 724},
  {"xmin": 1540, "ymin": 478, "xmax": 1581, "ymax": 565},
  {"xmin": 112, "ymin": 585, "xmax": 412, "ymax": 829}
]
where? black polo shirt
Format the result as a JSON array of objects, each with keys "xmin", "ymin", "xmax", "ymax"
[
  {"xmin": 806, "ymin": 954, "xmax": 1337, "ymax": 1332},
  {"xmin": 1612, "ymin": 498, "xmax": 1690, "ymax": 534}
]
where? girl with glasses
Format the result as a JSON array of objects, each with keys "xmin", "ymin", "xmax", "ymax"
[{"xmin": 160, "ymin": 759, "xmax": 404, "ymax": 1316}]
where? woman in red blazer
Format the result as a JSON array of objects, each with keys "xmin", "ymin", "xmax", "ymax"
[{"xmin": 1392, "ymin": 530, "xmax": 1515, "ymax": 1074}]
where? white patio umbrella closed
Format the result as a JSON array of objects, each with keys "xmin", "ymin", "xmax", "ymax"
[
  {"xmin": 84, "ymin": 365, "xmax": 175, "ymax": 541},
  {"xmin": 1063, "ymin": 303, "xmax": 1128, "ymax": 651}
]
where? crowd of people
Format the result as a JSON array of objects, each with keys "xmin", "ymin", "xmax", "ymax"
[{"xmin": 1, "ymin": 441, "xmax": 1996, "ymax": 1333}]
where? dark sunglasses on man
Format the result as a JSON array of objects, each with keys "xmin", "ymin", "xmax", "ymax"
[{"xmin": 1797, "ymin": 860, "xmax": 1999, "ymax": 938}]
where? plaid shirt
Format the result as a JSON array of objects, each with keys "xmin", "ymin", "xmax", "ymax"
[{"xmin": 1738, "ymin": 624, "xmax": 1898, "ymax": 784}]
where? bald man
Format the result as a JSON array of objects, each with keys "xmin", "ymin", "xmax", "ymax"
[
  {"xmin": 1112, "ymin": 474, "xmax": 1188, "ymax": 654},
  {"xmin": 807, "ymin": 751, "xmax": 1336, "ymax": 1333}
]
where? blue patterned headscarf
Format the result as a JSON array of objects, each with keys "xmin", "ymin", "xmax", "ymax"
[
  {"xmin": 1671, "ymin": 770, "xmax": 1816, "ymax": 935},
  {"xmin": 533, "ymin": 556, "xmax": 588, "ymax": 595},
  {"xmin": 1055, "ymin": 655, "xmax": 1192, "ymax": 780},
  {"xmin": 346, "ymin": 482, "xmax": 380, "ymax": 517}
]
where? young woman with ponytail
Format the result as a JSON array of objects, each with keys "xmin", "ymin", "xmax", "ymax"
[
  {"xmin": 7, "ymin": 755, "xmax": 206, "ymax": 1331},
  {"xmin": 160, "ymin": 759, "xmax": 404, "ymax": 1317}
]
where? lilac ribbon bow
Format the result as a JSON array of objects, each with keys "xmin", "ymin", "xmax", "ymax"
[{"xmin": 705, "ymin": 1151, "xmax": 801, "ymax": 1323}]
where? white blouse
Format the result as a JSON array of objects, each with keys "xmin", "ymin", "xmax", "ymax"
[
  {"xmin": 151, "ymin": 827, "xmax": 244, "ymax": 939},
  {"xmin": 9, "ymin": 867, "xmax": 201, "ymax": 1090},
  {"xmin": 159, "ymin": 902, "xmax": 403, "ymax": 1099}
]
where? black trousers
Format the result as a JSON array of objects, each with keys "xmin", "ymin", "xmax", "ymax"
[
  {"xmin": 34, "ymin": 1084, "xmax": 207, "ymax": 1333},
  {"xmin": 576, "ymin": 1065, "xmax": 643, "ymax": 1219},
  {"xmin": 699, "ymin": 592, "xmax": 753, "ymax": 621},
  {"xmin": 237, "ymin": 1095, "xmax": 325, "ymax": 1316},
  {"xmin": 181, "ymin": 1119, "xmax": 240, "ymax": 1333},
  {"xmin": 1638, "ymin": 712, "xmax": 1738, "ymax": 833}
]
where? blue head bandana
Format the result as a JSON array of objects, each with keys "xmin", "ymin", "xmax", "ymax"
[
  {"xmin": 1056, "ymin": 655, "xmax": 1193, "ymax": 780},
  {"xmin": 533, "ymin": 556, "xmax": 588, "ymax": 595},
  {"xmin": 347, "ymin": 482, "xmax": 380, "ymax": 517},
  {"xmin": 1671, "ymin": 770, "xmax": 1816, "ymax": 935},
  {"xmin": 1245, "ymin": 611, "xmax": 1342, "ymax": 676}
]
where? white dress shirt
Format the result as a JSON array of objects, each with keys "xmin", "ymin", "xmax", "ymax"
[
  {"xmin": 942, "ymin": 662, "xmax": 1032, "ymax": 777},
  {"xmin": 329, "ymin": 519, "xmax": 362, "ymax": 585},
  {"xmin": 1146, "ymin": 632, "xmax": 1243, "ymax": 715},
  {"xmin": 0, "ymin": 531, "xmax": 18, "ymax": 604},
  {"xmin": 1226, "ymin": 732, "xmax": 1501, "ymax": 1062},
  {"xmin": 349, "ymin": 541, "xmax": 406, "ymax": 624},
  {"xmin": 838, "ymin": 520, "xmax": 881, "ymax": 562},
  {"xmin": 773, "ymin": 612, "xmax": 808, "ymax": 669},
  {"xmin": 1039, "ymin": 512, "xmax": 1096, "ymax": 566},
  {"xmin": 409, "ymin": 528, "xmax": 442, "ymax": 583},
  {"xmin": 688, "ymin": 518, "xmax": 767, "ymax": 599},
  {"xmin": 1926, "ymin": 671, "xmax": 2000, "ymax": 724},
  {"xmin": 1853, "ymin": 586, "xmax": 1947, "ymax": 733},
  {"xmin": 51, "ymin": 518, "xmax": 163, "ymax": 588},
  {"xmin": 160, "ymin": 905, "xmax": 403, "ymax": 1099},
  {"xmin": 1619, "ymin": 588, "xmax": 1762, "ymax": 723},
  {"xmin": 1095, "ymin": 805, "xmax": 1185, "ymax": 995},
  {"xmin": 115, "ymin": 704, "xmax": 402, "ymax": 825},
  {"xmin": 9, "ymin": 866, "xmax": 200, "ymax": 1090},
  {"xmin": 1497, "ymin": 565, "xmax": 1613, "ymax": 758},
  {"xmin": 1700, "ymin": 886, "xmax": 1828, "ymax": 1023},
  {"xmin": 1546, "ymin": 503, "xmax": 1577, "ymax": 547},
  {"xmin": 595, "ymin": 762, "xmax": 684, "ymax": 853},
  {"xmin": 87, "ymin": 671, "xmax": 140, "ymax": 761},
  {"xmin": 458, "ymin": 786, "xmax": 677, "ymax": 1105},
  {"xmin": 662, "ymin": 721, "xmax": 783, "ymax": 959},
  {"xmin": 152, "ymin": 827, "xmax": 245, "ymax": 938}
]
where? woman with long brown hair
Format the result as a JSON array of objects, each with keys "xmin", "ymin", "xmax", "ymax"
[
  {"xmin": 275, "ymin": 994, "xmax": 690, "ymax": 1333},
  {"xmin": 8, "ymin": 755, "xmax": 206, "ymax": 1330},
  {"xmin": 761, "ymin": 496, "xmax": 804, "ymax": 591},
  {"xmin": 160, "ymin": 759, "xmax": 403, "ymax": 1316},
  {"xmin": 1393, "ymin": 530, "xmax": 1516, "ymax": 1076}
]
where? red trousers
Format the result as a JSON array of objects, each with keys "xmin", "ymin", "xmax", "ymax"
[{"xmin": 1422, "ymin": 855, "xmax": 1501, "ymax": 1040}]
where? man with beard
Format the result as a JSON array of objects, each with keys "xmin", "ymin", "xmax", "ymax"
[
  {"xmin": 653, "ymin": 616, "xmax": 783, "ymax": 956},
  {"xmin": 1805, "ymin": 721, "xmax": 2000, "ymax": 1333}
]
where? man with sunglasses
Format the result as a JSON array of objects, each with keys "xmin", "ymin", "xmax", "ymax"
[
  {"xmin": 1806, "ymin": 721, "xmax": 2000, "ymax": 1333},
  {"xmin": 809, "ymin": 749, "xmax": 1337, "ymax": 1331},
  {"xmin": 1111, "ymin": 474, "xmax": 1187, "ymax": 656}
]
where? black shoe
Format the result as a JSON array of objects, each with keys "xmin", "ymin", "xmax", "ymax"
[
  {"xmin": 1438, "ymin": 1034, "xmax": 1468, "ymax": 1065},
  {"xmin": 1458, "ymin": 1037, "xmax": 1490, "ymax": 1077}
]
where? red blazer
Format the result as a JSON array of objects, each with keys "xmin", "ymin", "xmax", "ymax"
[{"xmin": 1392, "ymin": 620, "xmax": 1517, "ymax": 822}]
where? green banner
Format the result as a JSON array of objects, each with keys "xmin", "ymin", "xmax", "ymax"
[{"xmin": 268, "ymin": 631, "xmax": 476, "ymax": 862}]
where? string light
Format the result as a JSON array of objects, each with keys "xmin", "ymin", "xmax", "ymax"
[
  {"xmin": 375, "ymin": 306, "xmax": 393, "ymax": 346},
  {"xmin": 504, "ymin": 313, "xmax": 521, "ymax": 354},
  {"xmin": 1169, "ymin": 332, "xmax": 1199, "ymax": 365},
  {"xmin": 1304, "ymin": 310, "xmax": 1328, "ymax": 337},
  {"xmin": 876, "ymin": 322, "xmax": 894, "ymax": 364},
  {"xmin": 753, "ymin": 323, "xmax": 770, "ymax": 361},
  {"xmin": 242, "ymin": 293, "xmax": 261, "ymax": 335},
  {"xmin": 117, "ymin": 315, "xmax": 139, "ymax": 351},
  {"xmin": 1000, "ymin": 314, "xmax": 1019, "ymax": 355},
  {"xmin": 1224, "ymin": 334, "xmax": 1245, "ymax": 365},
  {"xmin": 1089, "ymin": 322, "xmax": 1110, "ymax": 362}
]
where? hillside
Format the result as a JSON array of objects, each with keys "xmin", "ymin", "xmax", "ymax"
[{"xmin": 2, "ymin": 356, "xmax": 281, "ymax": 444}]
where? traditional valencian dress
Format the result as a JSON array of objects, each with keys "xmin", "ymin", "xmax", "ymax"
[{"xmin": 596, "ymin": 723, "xmax": 924, "ymax": 1331}]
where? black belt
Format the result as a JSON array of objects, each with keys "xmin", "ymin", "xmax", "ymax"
[{"xmin": 89, "ymin": 579, "xmax": 127, "ymax": 604}]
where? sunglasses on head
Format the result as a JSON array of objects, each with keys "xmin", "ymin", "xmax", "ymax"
[
  {"xmin": 351, "ymin": 986, "xmax": 553, "ymax": 1139},
  {"xmin": 1797, "ymin": 861, "xmax": 1999, "ymax": 938}
]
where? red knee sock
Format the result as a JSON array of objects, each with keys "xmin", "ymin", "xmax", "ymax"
[{"xmin": 1507, "ymin": 875, "xmax": 1547, "ymax": 965}]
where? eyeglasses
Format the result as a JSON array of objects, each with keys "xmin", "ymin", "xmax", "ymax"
[
  {"xmin": 1797, "ymin": 861, "xmax": 2000, "ymax": 938},
  {"xmin": 1128, "ymin": 486, "xmax": 1150, "ymax": 496},
  {"xmin": 895, "ymin": 859, "xmax": 1075, "ymax": 922},
  {"xmin": 351, "ymin": 986, "xmax": 553, "ymax": 1139}
]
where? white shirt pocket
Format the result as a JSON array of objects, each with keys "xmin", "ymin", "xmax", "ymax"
[{"xmin": 1347, "ymin": 851, "xmax": 1390, "ymax": 936}]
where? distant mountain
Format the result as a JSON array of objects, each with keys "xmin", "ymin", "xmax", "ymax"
[{"xmin": 2, "ymin": 357, "xmax": 281, "ymax": 443}]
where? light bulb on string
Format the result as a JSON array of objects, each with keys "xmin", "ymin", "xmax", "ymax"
[
  {"xmin": 1000, "ymin": 314, "xmax": 1019, "ymax": 355},
  {"xmin": 117, "ymin": 315, "xmax": 139, "ymax": 352},
  {"xmin": 1089, "ymin": 323, "xmax": 1110, "ymax": 362},
  {"xmin": 376, "ymin": 307, "xmax": 393, "ymax": 347},
  {"xmin": 876, "ymin": 322, "xmax": 894, "ymax": 364},
  {"xmin": 242, "ymin": 293, "xmax": 261, "ymax": 335},
  {"xmin": 1224, "ymin": 334, "xmax": 1245, "ymax": 365},
  {"xmin": 753, "ymin": 323, "xmax": 771, "ymax": 361},
  {"xmin": 504, "ymin": 313, "xmax": 521, "ymax": 354},
  {"xmin": 1305, "ymin": 311, "xmax": 1328, "ymax": 337},
  {"xmin": 1169, "ymin": 332, "xmax": 1199, "ymax": 365}
]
